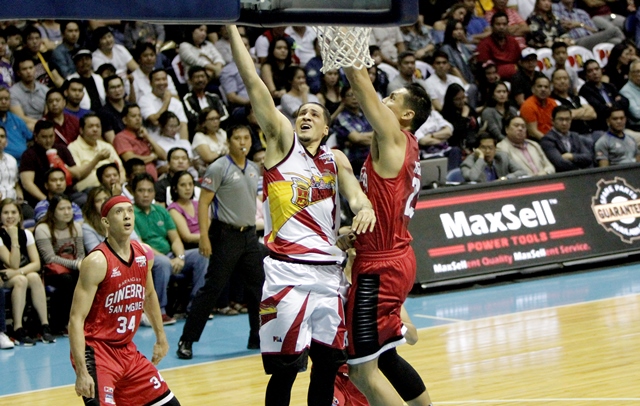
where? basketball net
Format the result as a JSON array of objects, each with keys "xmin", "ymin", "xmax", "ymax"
[{"xmin": 314, "ymin": 26, "xmax": 374, "ymax": 73}]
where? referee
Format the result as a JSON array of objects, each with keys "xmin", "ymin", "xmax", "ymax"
[{"xmin": 177, "ymin": 124, "xmax": 265, "ymax": 359}]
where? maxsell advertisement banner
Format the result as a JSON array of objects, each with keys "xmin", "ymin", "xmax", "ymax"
[{"xmin": 411, "ymin": 165, "xmax": 640, "ymax": 285}]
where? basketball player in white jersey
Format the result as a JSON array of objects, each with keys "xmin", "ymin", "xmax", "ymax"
[{"xmin": 229, "ymin": 25, "xmax": 376, "ymax": 406}]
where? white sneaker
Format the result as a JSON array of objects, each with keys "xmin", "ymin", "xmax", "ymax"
[
  {"xmin": 140, "ymin": 313, "xmax": 152, "ymax": 327},
  {"xmin": 0, "ymin": 332, "xmax": 14, "ymax": 349}
]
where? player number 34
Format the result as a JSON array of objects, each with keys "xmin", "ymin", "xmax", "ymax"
[{"xmin": 116, "ymin": 315, "xmax": 136, "ymax": 334}]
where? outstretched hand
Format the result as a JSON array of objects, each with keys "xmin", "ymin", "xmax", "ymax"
[{"xmin": 351, "ymin": 207, "xmax": 376, "ymax": 234}]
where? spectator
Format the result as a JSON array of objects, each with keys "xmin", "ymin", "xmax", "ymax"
[
  {"xmin": 81, "ymin": 186, "xmax": 111, "ymax": 252},
  {"xmin": 483, "ymin": 0, "xmax": 530, "ymax": 48},
  {"xmin": 497, "ymin": 115, "xmax": 556, "ymax": 176},
  {"xmin": 440, "ymin": 19, "xmax": 475, "ymax": 85},
  {"xmin": 477, "ymin": 60, "xmax": 503, "ymax": 107},
  {"xmin": 621, "ymin": 60, "xmax": 640, "ymax": 132},
  {"xmin": 510, "ymin": 48, "xmax": 546, "ymax": 106},
  {"xmin": 36, "ymin": 20, "xmax": 62, "ymax": 51},
  {"xmin": 0, "ymin": 278, "xmax": 13, "ymax": 348},
  {"xmin": 541, "ymin": 105, "xmax": 594, "ymax": 171},
  {"xmin": 9, "ymin": 56, "xmax": 49, "ymax": 129},
  {"xmin": 316, "ymin": 69, "xmax": 343, "ymax": 119},
  {"xmin": 0, "ymin": 126, "xmax": 28, "ymax": 215},
  {"xmin": 17, "ymin": 25, "xmax": 64, "ymax": 88},
  {"xmin": 552, "ymin": 0, "xmax": 624, "ymax": 50},
  {"xmin": 386, "ymin": 51, "xmax": 429, "ymax": 97},
  {"xmin": 95, "ymin": 62, "xmax": 116, "ymax": 79},
  {"xmin": 285, "ymin": 26, "xmax": 317, "ymax": 67},
  {"xmin": 425, "ymin": 51, "xmax": 472, "ymax": 111},
  {"xmin": 219, "ymin": 33, "xmax": 252, "ymax": 111},
  {"xmin": 579, "ymin": 59, "xmax": 630, "ymax": 131},
  {"xmin": 461, "ymin": 0, "xmax": 493, "ymax": 44},
  {"xmin": 96, "ymin": 162, "xmax": 123, "ymax": 197},
  {"xmin": 551, "ymin": 68, "xmax": 597, "ymax": 135},
  {"xmin": 520, "ymin": 75, "xmax": 558, "ymax": 140},
  {"xmin": 0, "ymin": 198, "xmax": 53, "ymax": 345},
  {"xmin": 477, "ymin": 12, "xmax": 523, "ymax": 82},
  {"xmin": 191, "ymin": 107, "xmax": 228, "ymax": 177},
  {"xmin": 368, "ymin": 46, "xmax": 390, "ymax": 96},
  {"xmin": 154, "ymin": 147, "xmax": 197, "ymax": 207},
  {"xmin": 367, "ymin": 65, "xmax": 387, "ymax": 101},
  {"xmin": 280, "ymin": 67, "xmax": 320, "ymax": 124},
  {"xmin": 577, "ymin": 0, "xmax": 626, "ymax": 31},
  {"xmin": 527, "ymin": 0, "xmax": 572, "ymax": 48},
  {"xmin": 113, "ymin": 103, "xmax": 166, "ymax": 180},
  {"xmin": 549, "ymin": 42, "xmax": 580, "ymax": 94},
  {"xmin": 332, "ymin": 85, "xmax": 373, "ymax": 175},
  {"xmin": 91, "ymin": 26, "xmax": 138, "ymax": 95},
  {"xmin": 253, "ymin": 27, "xmax": 290, "ymax": 65},
  {"xmin": 44, "ymin": 88, "xmax": 80, "ymax": 145},
  {"xmin": 167, "ymin": 171, "xmax": 199, "ymax": 250},
  {"xmin": 260, "ymin": 37, "xmax": 294, "ymax": 104},
  {"xmin": 50, "ymin": 21, "xmax": 81, "ymax": 78},
  {"xmin": 63, "ymin": 78, "xmax": 91, "ymax": 119},
  {"xmin": 0, "ymin": 30, "xmax": 14, "ymax": 88},
  {"xmin": 214, "ymin": 26, "xmax": 234, "ymax": 65},
  {"xmin": 595, "ymin": 106, "xmax": 640, "ymax": 166},
  {"xmin": 154, "ymin": 111, "xmax": 195, "ymax": 173},
  {"xmin": 33, "ymin": 168, "xmax": 84, "ymax": 223},
  {"xmin": 183, "ymin": 66, "xmax": 228, "ymax": 137},
  {"xmin": 67, "ymin": 49, "xmax": 106, "ymax": 113},
  {"xmin": 481, "ymin": 81, "xmax": 519, "ymax": 141},
  {"xmin": 441, "ymin": 83, "xmax": 480, "ymax": 152},
  {"xmin": 121, "ymin": 158, "xmax": 147, "ymax": 201},
  {"xmin": 132, "ymin": 172, "xmax": 208, "ymax": 322},
  {"xmin": 400, "ymin": 16, "xmax": 436, "ymax": 61},
  {"xmin": 3, "ymin": 25, "xmax": 22, "ymax": 64},
  {"xmin": 432, "ymin": 3, "xmax": 468, "ymax": 44},
  {"xmin": 368, "ymin": 27, "xmax": 405, "ymax": 67},
  {"xmin": 461, "ymin": 132, "xmax": 528, "ymax": 182},
  {"xmin": 139, "ymin": 69, "xmax": 189, "ymax": 140},
  {"xmin": 34, "ymin": 194, "xmax": 84, "ymax": 335},
  {"xmin": 179, "ymin": 25, "xmax": 225, "ymax": 81},
  {"xmin": 131, "ymin": 42, "xmax": 177, "ymax": 103},
  {"xmin": 123, "ymin": 22, "xmax": 165, "ymax": 52},
  {"xmin": 0, "ymin": 86, "xmax": 32, "ymax": 163},
  {"xmin": 604, "ymin": 43, "xmax": 639, "ymax": 91},
  {"xmin": 96, "ymin": 75, "xmax": 129, "ymax": 143},
  {"xmin": 68, "ymin": 113, "xmax": 124, "ymax": 192},
  {"xmin": 415, "ymin": 109, "xmax": 459, "ymax": 170}
]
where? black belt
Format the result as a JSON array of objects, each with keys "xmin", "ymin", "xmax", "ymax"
[{"xmin": 215, "ymin": 221, "xmax": 255, "ymax": 233}]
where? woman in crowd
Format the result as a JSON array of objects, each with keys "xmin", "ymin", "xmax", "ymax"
[
  {"xmin": 167, "ymin": 171, "xmax": 200, "ymax": 251},
  {"xmin": 260, "ymin": 37, "xmax": 295, "ymax": 104},
  {"xmin": 178, "ymin": 24, "xmax": 225, "ymax": 81},
  {"xmin": 156, "ymin": 111, "xmax": 194, "ymax": 175},
  {"xmin": 191, "ymin": 107, "xmax": 229, "ymax": 177},
  {"xmin": 316, "ymin": 68, "xmax": 343, "ymax": 119},
  {"xmin": 481, "ymin": 81, "xmax": 518, "ymax": 141},
  {"xmin": 34, "ymin": 194, "xmax": 84, "ymax": 336},
  {"xmin": 367, "ymin": 64, "xmax": 387, "ymax": 100},
  {"xmin": 0, "ymin": 198, "xmax": 53, "ymax": 346},
  {"xmin": 81, "ymin": 187, "xmax": 112, "ymax": 252},
  {"xmin": 477, "ymin": 60, "xmax": 502, "ymax": 107},
  {"xmin": 527, "ymin": 0, "xmax": 572, "ymax": 48},
  {"xmin": 441, "ymin": 83, "xmax": 480, "ymax": 153},
  {"xmin": 91, "ymin": 26, "xmax": 139, "ymax": 94},
  {"xmin": 280, "ymin": 66, "xmax": 320, "ymax": 124},
  {"xmin": 440, "ymin": 18, "xmax": 475, "ymax": 85},
  {"xmin": 432, "ymin": 3, "xmax": 467, "ymax": 44},
  {"xmin": 400, "ymin": 15, "xmax": 436, "ymax": 61},
  {"xmin": 604, "ymin": 42, "xmax": 638, "ymax": 90}
]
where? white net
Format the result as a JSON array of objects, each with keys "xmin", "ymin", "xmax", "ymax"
[{"xmin": 314, "ymin": 26, "xmax": 374, "ymax": 73}]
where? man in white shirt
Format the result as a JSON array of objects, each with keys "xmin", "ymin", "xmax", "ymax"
[
  {"xmin": 424, "ymin": 51, "xmax": 477, "ymax": 111},
  {"xmin": 138, "ymin": 69, "xmax": 189, "ymax": 140},
  {"xmin": 284, "ymin": 26, "xmax": 317, "ymax": 67}
]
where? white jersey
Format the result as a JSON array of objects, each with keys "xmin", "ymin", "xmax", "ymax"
[{"xmin": 263, "ymin": 134, "xmax": 344, "ymax": 264}]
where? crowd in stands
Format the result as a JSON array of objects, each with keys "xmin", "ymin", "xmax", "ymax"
[{"xmin": 1, "ymin": 0, "xmax": 640, "ymax": 348}]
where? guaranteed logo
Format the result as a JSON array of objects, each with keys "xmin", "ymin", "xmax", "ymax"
[{"xmin": 591, "ymin": 177, "xmax": 640, "ymax": 244}]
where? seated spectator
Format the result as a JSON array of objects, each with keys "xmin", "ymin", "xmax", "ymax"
[
  {"xmin": 368, "ymin": 46, "xmax": 390, "ymax": 96},
  {"xmin": 67, "ymin": 49, "xmax": 106, "ymax": 113},
  {"xmin": 191, "ymin": 107, "xmax": 229, "ymax": 178},
  {"xmin": 63, "ymin": 78, "xmax": 91, "ymax": 119},
  {"xmin": 0, "ymin": 87, "xmax": 32, "ymax": 164},
  {"xmin": 155, "ymin": 147, "xmax": 199, "ymax": 207},
  {"xmin": 131, "ymin": 42, "xmax": 177, "ymax": 103},
  {"xmin": 461, "ymin": 0, "xmax": 493, "ymax": 44},
  {"xmin": 96, "ymin": 75, "xmax": 130, "ymax": 143},
  {"xmin": 132, "ymin": 173, "xmax": 208, "ymax": 322},
  {"xmin": 432, "ymin": 3, "xmax": 467, "ymax": 44},
  {"xmin": 332, "ymin": 85, "xmax": 373, "ymax": 176},
  {"xmin": 541, "ymin": 105, "xmax": 594, "ymax": 172},
  {"xmin": 254, "ymin": 27, "xmax": 293, "ymax": 65},
  {"xmin": 34, "ymin": 194, "xmax": 84, "ymax": 335},
  {"xmin": 121, "ymin": 158, "xmax": 147, "ymax": 201},
  {"xmin": 415, "ymin": 109, "xmax": 460, "ymax": 171},
  {"xmin": 178, "ymin": 25, "xmax": 225, "ymax": 81},
  {"xmin": 481, "ymin": 81, "xmax": 518, "ymax": 141},
  {"xmin": 551, "ymin": 68, "xmax": 597, "ymax": 135},
  {"xmin": 81, "ymin": 186, "xmax": 111, "ymax": 252},
  {"xmin": 400, "ymin": 16, "xmax": 436, "ymax": 61},
  {"xmin": 497, "ymin": 115, "xmax": 556, "ymax": 176},
  {"xmin": 0, "ymin": 278, "xmax": 13, "ymax": 348},
  {"xmin": 50, "ymin": 21, "xmax": 81, "ymax": 78},
  {"xmin": 527, "ymin": 0, "xmax": 573, "ymax": 48},
  {"xmin": 595, "ymin": 106, "xmax": 640, "ymax": 166},
  {"xmin": 620, "ymin": 60, "xmax": 640, "ymax": 132},
  {"xmin": 369, "ymin": 26, "xmax": 406, "ymax": 67},
  {"xmin": 0, "ymin": 31, "xmax": 14, "ymax": 88},
  {"xmin": 220, "ymin": 33, "xmax": 252, "ymax": 111},
  {"xmin": 552, "ymin": 0, "xmax": 624, "ymax": 50},
  {"xmin": 316, "ymin": 69, "xmax": 343, "ymax": 119},
  {"xmin": 549, "ymin": 42, "xmax": 580, "ymax": 94},
  {"xmin": 520, "ymin": 75, "xmax": 558, "ymax": 140},
  {"xmin": 17, "ymin": 25, "xmax": 64, "ymax": 88},
  {"xmin": 387, "ymin": 51, "xmax": 429, "ymax": 97},
  {"xmin": 0, "ymin": 125, "xmax": 33, "ymax": 219},
  {"xmin": 280, "ymin": 67, "xmax": 320, "ymax": 125},
  {"xmin": 286, "ymin": 26, "xmax": 316, "ymax": 68},
  {"xmin": 91, "ymin": 27, "xmax": 138, "ymax": 96},
  {"xmin": 483, "ymin": 0, "xmax": 529, "ymax": 48},
  {"xmin": 139, "ymin": 69, "xmax": 189, "ymax": 140},
  {"xmin": 44, "ymin": 88, "xmax": 80, "ymax": 146},
  {"xmin": 154, "ymin": 112, "xmax": 195, "ymax": 174},
  {"xmin": 3, "ymin": 25, "xmax": 22, "ymax": 63},
  {"xmin": 477, "ymin": 12, "xmax": 522, "ymax": 82},
  {"xmin": 167, "ymin": 171, "xmax": 200, "ymax": 250},
  {"xmin": 113, "ymin": 104, "xmax": 166, "ymax": 180},
  {"xmin": 0, "ymin": 198, "xmax": 53, "ymax": 345},
  {"xmin": 33, "ymin": 168, "xmax": 84, "ymax": 223},
  {"xmin": 96, "ymin": 162, "xmax": 124, "ymax": 197},
  {"xmin": 260, "ymin": 37, "xmax": 294, "ymax": 104},
  {"xmin": 10, "ymin": 56, "xmax": 49, "ymax": 130},
  {"xmin": 425, "ymin": 51, "xmax": 476, "ymax": 111},
  {"xmin": 68, "ymin": 113, "xmax": 124, "ymax": 192},
  {"xmin": 183, "ymin": 66, "xmax": 228, "ymax": 137},
  {"xmin": 603, "ymin": 43, "xmax": 638, "ymax": 91},
  {"xmin": 440, "ymin": 19, "xmax": 475, "ymax": 85},
  {"xmin": 441, "ymin": 83, "xmax": 479, "ymax": 152},
  {"xmin": 477, "ymin": 60, "xmax": 503, "ymax": 107},
  {"xmin": 579, "ymin": 59, "xmax": 630, "ymax": 131},
  {"xmin": 510, "ymin": 48, "xmax": 546, "ymax": 106},
  {"xmin": 214, "ymin": 26, "xmax": 234, "ymax": 65},
  {"xmin": 36, "ymin": 20, "xmax": 62, "ymax": 52},
  {"xmin": 461, "ymin": 132, "xmax": 528, "ymax": 182}
]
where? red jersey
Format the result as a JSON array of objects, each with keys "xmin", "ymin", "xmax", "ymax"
[
  {"xmin": 355, "ymin": 130, "xmax": 420, "ymax": 253},
  {"xmin": 84, "ymin": 240, "xmax": 152, "ymax": 346}
]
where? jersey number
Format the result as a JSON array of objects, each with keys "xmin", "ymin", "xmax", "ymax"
[
  {"xmin": 150, "ymin": 372, "xmax": 165, "ymax": 389},
  {"xmin": 404, "ymin": 175, "xmax": 420, "ymax": 219},
  {"xmin": 116, "ymin": 316, "xmax": 136, "ymax": 334}
]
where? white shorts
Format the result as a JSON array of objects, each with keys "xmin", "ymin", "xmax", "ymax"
[{"xmin": 260, "ymin": 257, "xmax": 348, "ymax": 355}]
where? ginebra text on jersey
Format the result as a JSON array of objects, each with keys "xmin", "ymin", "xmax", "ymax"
[
  {"xmin": 105, "ymin": 284, "xmax": 145, "ymax": 307},
  {"xmin": 440, "ymin": 200, "xmax": 557, "ymax": 239}
]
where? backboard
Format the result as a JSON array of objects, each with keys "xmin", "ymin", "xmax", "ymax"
[{"xmin": 0, "ymin": 0, "xmax": 418, "ymax": 26}]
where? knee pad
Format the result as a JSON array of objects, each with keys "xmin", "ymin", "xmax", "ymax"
[{"xmin": 378, "ymin": 349, "xmax": 426, "ymax": 402}]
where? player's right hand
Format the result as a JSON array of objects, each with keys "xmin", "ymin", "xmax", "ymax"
[
  {"xmin": 75, "ymin": 372, "xmax": 95, "ymax": 399},
  {"xmin": 152, "ymin": 338, "xmax": 169, "ymax": 365}
]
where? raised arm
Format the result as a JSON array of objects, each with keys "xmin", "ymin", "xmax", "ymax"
[
  {"xmin": 334, "ymin": 149, "xmax": 375, "ymax": 235},
  {"xmin": 227, "ymin": 25, "xmax": 292, "ymax": 166}
]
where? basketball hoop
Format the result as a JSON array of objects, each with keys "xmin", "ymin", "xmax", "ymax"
[{"xmin": 314, "ymin": 26, "xmax": 374, "ymax": 73}]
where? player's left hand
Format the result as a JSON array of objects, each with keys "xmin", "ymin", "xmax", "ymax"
[
  {"xmin": 351, "ymin": 207, "xmax": 376, "ymax": 234},
  {"xmin": 152, "ymin": 338, "xmax": 169, "ymax": 365}
]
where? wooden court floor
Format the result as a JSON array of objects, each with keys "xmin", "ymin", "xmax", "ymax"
[{"xmin": 4, "ymin": 294, "xmax": 640, "ymax": 405}]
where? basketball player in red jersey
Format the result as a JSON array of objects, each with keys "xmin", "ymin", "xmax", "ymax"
[
  {"xmin": 69, "ymin": 196, "xmax": 181, "ymax": 406},
  {"xmin": 342, "ymin": 63, "xmax": 433, "ymax": 406}
]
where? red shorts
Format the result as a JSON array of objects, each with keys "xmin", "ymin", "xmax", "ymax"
[
  {"xmin": 345, "ymin": 246, "xmax": 415, "ymax": 363},
  {"xmin": 334, "ymin": 365, "xmax": 369, "ymax": 406},
  {"xmin": 72, "ymin": 340, "xmax": 171, "ymax": 406}
]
